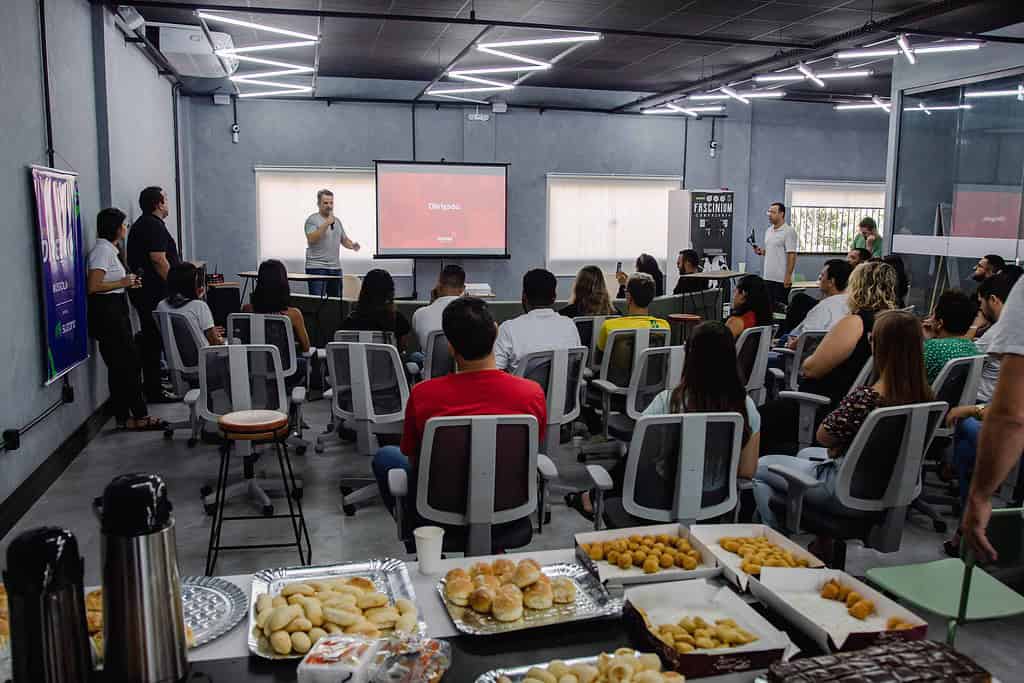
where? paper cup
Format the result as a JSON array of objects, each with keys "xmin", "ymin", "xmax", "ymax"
[
  {"xmin": 738, "ymin": 262, "xmax": 747, "ymax": 273},
  {"xmin": 414, "ymin": 526, "xmax": 444, "ymax": 575}
]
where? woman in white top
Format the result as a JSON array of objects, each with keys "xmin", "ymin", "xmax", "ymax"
[
  {"xmin": 156, "ymin": 263, "xmax": 225, "ymax": 346},
  {"xmin": 87, "ymin": 208, "xmax": 162, "ymax": 430},
  {"xmin": 566, "ymin": 321, "xmax": 761, "ymax": 521}
]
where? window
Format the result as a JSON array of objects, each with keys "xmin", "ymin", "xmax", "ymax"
[
  {"xmin": 254, "ymin": 167, "xmax": 412, "ymax": 277},
  {"xmin": 546, "ymin": 174, "xmax": 680, "ymax": 275},
  {"xmin": 785, "ymin": 180, "xmax": 885, "ymax": 253}
]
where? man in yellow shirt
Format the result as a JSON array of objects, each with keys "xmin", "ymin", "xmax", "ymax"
[{"xmin": 596, "ymin": 272, "xmax": 670, "ymax": 359}]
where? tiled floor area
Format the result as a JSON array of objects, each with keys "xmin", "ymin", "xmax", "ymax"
[{"xmin": 4, "ymin": 398, "xmax": 1023, "ymax": 680}]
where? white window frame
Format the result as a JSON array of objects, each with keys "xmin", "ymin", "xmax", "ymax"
[
  {"xmin": 545, "ymin": 173, "xmax": 682, "ymax": 277},
  {"xmin": 784, "ymin": 179, "xmax": 886, "ymax": 254},
  {"xmin": 254, "ymin": 165, "xmax": 413, "ymax": 277}
]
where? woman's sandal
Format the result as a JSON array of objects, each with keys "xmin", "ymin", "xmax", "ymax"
[{"xmin": 564, "ymin": 491, "xmax": 595, "ymax": 522}]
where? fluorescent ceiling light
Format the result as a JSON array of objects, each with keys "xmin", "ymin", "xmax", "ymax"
[
  {"xmin": 819, "ymin": 69, "xmax": 873, "ymax": 79},
  {"xmin": 913, "ymin": 42, "xmax": 982, "ymax": 54},
  {"xmin": 688, "ymin": 93, "xmax": 730, "ymax": 100},
  {"xmin": 904, "ymin": 103, "xmax": 971, "ymax": 113},
  {"xmin": 668, "ymin": 103, "xmax": 723, "ymax": 117},
  {"xmin": 449, "ymin": 74, "xmax": 513, "ymax": 87},
  {"xmin": 755, "ymin": 68, "xmax": 872, "ymax": 83},
  {"xmin": 429, "ymin": 93, "xmax": 490, "ymax": 104},
  {"xmin": 896, "ymin": 34, "xmax": 916, "ymax": 64},
  {"xmin": 835, "ymin": 47, "xmax": 900, "ymax": 59},
  {"xmin": 720, "ymin": 86, "xmax": 749, "ymax": 104},
  {"xmin": 690, "ymin": 89, "xmax": 784, "ymax": 101},
  {"xmin": 754, "ymin": 73, "xmax": 805, "ymax": 82},
  {"xmin": 964, "ymin": 84, "xmax": 1024, "ymax": 100},
  {"xmin": 797, "ymin": 63, "xmax": 825, "ymax": 88},
  {"xmin": 449, "ymin": 65, "xmax": 549, "ymax": 76},
  {"xmin": 477, "ymin": 34, "xmax": 601, "ymax": 49},
  {"xmin": 230, "ymin": 67, "xmax": 312, "ymax": 79},
  {"xmin": 834, "ymin": 103, "xmax": 884, "ymax": 110},
  {"xmin": 872, "ymin": 95, "xmax": 891, "ymax": 113},
  {"xmin": 229, "ymin": 77, "xmax": 310, "ymax": 88},
  {"xmin": 196, "ymin": 11, "xmax": 319, "ymax": 41},
  {"xmin": 216, "ymin": 41, "xmax": 317, "ymax": 55},
  {"xmin": 230, "ymin": 55, "xmax": 312, "ymax": 69},
  {"xmin": 237, "ymin": 88, "xmax": 312, "ymax": 98},
  {"xmin": 475, "ymin": 46, "xmax": 551, "ymax": 68}
]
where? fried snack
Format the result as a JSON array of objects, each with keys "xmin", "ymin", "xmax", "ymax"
[
  {"xmin": 718, "ymin": 536, "xmax": 810, "ymax": 574},
  {"xmin": 818, "ymin": 579, "xmax": 876, "ymax": 620},
  {"xmin": 497, "ymin": 650, "xmax": 673, "ymax": 683},
  {"xmin": 581, "ymin": 534, "xmax": 702, "ymax": 575},
  {"xmin": 820, "ymin": 579, "xmax": 840, "ymax": 600},
  {"xmin": 845, "ymin": 591, "xmax": 863, "ymax": 608},
  {"xmin": 886, "ymin": 616, "xmax": 915, "ymax": 631},
  {"xmin": 644, "ymin": 611, "xmax": 758, "ymax": 653},
  {"xmin": 848, "ymin": 599, "xmax": 875, "ymax": 620}
]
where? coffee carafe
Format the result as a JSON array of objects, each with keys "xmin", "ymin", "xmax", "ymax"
[
  {"xmin": 4, "ymin": 527, "xmax": 92, "ymax": 683},
  {"xmin": 96, "ymin": 473, "xmax": 188, "ymax": 683}
]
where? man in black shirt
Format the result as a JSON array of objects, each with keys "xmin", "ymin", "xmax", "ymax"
[
  {"xmin": 673, "ymin": 249, "xmax": 709, "ymax": 295},
  {"xmin": 126, "ymin": 186, "xmax": 181, "ymax": 402}
]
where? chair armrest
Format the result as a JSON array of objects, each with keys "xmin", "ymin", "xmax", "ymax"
[
  {"xmin": 772, "ymin": 347, "xmax": 795, "ymax": 357},
  {"xmin": 405, "ymin": 362, "xmax": 421, "ymax": 377},
  {"xmin": 322, "ymin": 388, "xmax": 333, "ymax": 400},
  {"xmin": 586, "ymin": 465, "xmax": 614, "ymax": 491},
  {"xmin": 591, "ymin": 379, "xmax": 627, "ymax": 395},
  {"xmin": 316, "ymin": 348, "xmax": 327, "ymax": 361},
  {"xmin": 766, "ymin": 463, "xmax": 824, "ymax": 534},
  {"xmin": 388, "ymin": 469, "xmax": 409, "ymax": 497},
  {"xmin": 768, "ymin": 367, "xmax": 784, "ymax": 382},
  {"xmin": 582, "ymin": 368, "xmax": 594, "ymax": 381},
  {"xmin": 537, "ymin": 453, "xmax": 558, "ymax": 480},
  {"xmin": 302, "ymin": 347, "xmax": 316, "ymax": 359},
  {"xmin": 797, "ymin": 447, "xmax": 829, "ymax": 461},
  {"xmin": 184, "ymin": 388, "xmax": 200, "ymax": 406},
  {"xmin": 778, "ymin": 390, "xmax": 831, "ymax": 407},
  {"xmin": 290, "ymin": 387, "xmax": 307, "ymax": 405}
]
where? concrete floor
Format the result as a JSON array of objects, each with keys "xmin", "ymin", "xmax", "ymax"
[{"xmin": 3, "ymin": 397, "xmax": 1023, "ymax": 679}]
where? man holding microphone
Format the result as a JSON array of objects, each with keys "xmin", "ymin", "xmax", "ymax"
[
  {"xmin": 752, "ymin": 201, "xmax": 798, "ymax": 309},
  {"xmin": 305, "ymin": 189, "xmax": 360, "ymax": 297}
]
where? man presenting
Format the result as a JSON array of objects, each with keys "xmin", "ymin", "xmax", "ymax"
[
  {"xmin": 753, "ymin": 202, "xmax": 798, "ymax": 309},
  {"xmin": 127, "ymin": 186, "xmax": 180, "ymax": 403},
  {"xmin": 305, "ymin": 189, "xmax": 360, "ymax": 297}
]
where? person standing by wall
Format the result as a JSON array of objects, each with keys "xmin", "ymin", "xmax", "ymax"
[
  {"xmin": 752, "ymin": 202, "xmax": 798, "ymax": 309},
  {"xmin": 851, "ymin": 216, "xmax": 882, "ymax": 258},
  {"xmin": 304, "ymin": 189, "xmax": 360, "ymax": 298},
  {"xmin": 126, "ymin": 186, "xmax": 180, "ymax": 403}
]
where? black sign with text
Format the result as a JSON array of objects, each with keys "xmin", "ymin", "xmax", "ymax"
[{"xmin": 690, "ymin": 191, "xmax": 734, "ymax": 258}]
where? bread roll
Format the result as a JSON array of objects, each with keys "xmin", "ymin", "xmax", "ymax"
[
  {"xmin": 268, "ymin": 604, "xmax": 303, "ymax": 633},
  {"xmin": 271, "ymin": 596, "xmax": 288, "ymax": 608},
  {"xmin": 470, "ymin": 586, "xmax": 495, "ymax": 613},
  {"xmin": 552, "ymin": 577, "xmax": 576, "ymax": 604},
  {"xmin": 285, "ymin": 616, "xmax": 312, "ymax": 633},
  {"xmin": 524, "ymin": 580, "xmax": 554, "ymax": 610},
  {"xmin": 270, "ymin": 630, "xmax": 292, "ymax": 655},
  {"xmin": 346, "ymin": 576, "xmax": 376, "ymax": 593},
  {"xmin": 364, "ymin": 606, "xmax": 399, "ymax": 628},
  {"xmin": 493, "ymin": 558, "xmax": 515, "ymax": 576},
  {"xmin": 344, "ymin": 619, "xmax": 382, "ymax": 638},
  {"xmin": 514, "ymin": 560, "xmax": 542, "ymax": 588},
  {"xmin": 445, "ymin": 568, "xmax": 470, "ymax": 584},
  {"xmin": 322, "ymin": 593, "xmax": 358, "ymax": 610},
  {"xmin": 395, "ymin": 598, "xmax": 416, "ymax": 615},
  {"xmin": 469, "ymin": 561, "xmax": 494, "ymax": 578},
  {"xmin": 357, "ymin": 591, "xmax": 389, "ymax": 610},
  {"xmin": 322, "ymin": 606, "xmax": 361, "ymax": 627},
  {"xmin": 281, "ymin": 583, "xmax": 315, "ymax": 597},
  {"xmin": 493, "ymin": 585, "xmax": 524, "ymax": 622},
  {"xmin": 474, "ymin": 574, "xmax": 502, "ymax": 592},
  {"xmin": 395, "ymin": 612, "xmax": 418, "ymax": 632},
  {"xmin": 290, "ymin": 631, "xmax": 312, "ymax": 654},
  {"xmin": 307, "ymin": 627, "xmax": 327, "ymax": 643},
  {"xmin": 445, "ymin": 576, "xmax": 474, "ymax": 606}
]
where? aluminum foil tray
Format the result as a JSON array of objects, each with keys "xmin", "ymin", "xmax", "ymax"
[{"xmin": 181, "ymin": 575, "xmax": 248, "ymax": 648}]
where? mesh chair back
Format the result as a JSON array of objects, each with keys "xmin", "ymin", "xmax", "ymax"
[
  {"xmin": 207, "ymin": 284, "xmax": 241, "ymax": 327},
  {"xmin": 574, "ymin": 316, "xmax": 618, "ymax": 371},
  {"xmin": 334, "ymin": 329, "xmax": 396, "ymax": 346},
  {"xmin": 735, "ymin": 326, "xmax": 772, "ymax": 400},
  {"xmin": 621, "ymin": 413, "xmax": 743, "ymax": 523},
  {"xmin": 416, "ymin": 416, "xmax": 538, "ymax": 528},
  {"xmin": 324, "ymin": 342, "xmax": 408, "ymax": 423},
  {"xmin": 514, "ymin": 347, "xmax": 588, "ymax": 426},
  {"xmin": 196, "ymin": 344, "xmax": 287, "ymax": 423},
  {"xmin": 626, "ymin": 346, "xmax": 686, "ymax": 419},
  {"xmin": 931, "ymin": 355, "xmax": 984, "ymax": 410},
  {"xmin": 154, "ymin": 310, "xmax": 208, "ymax": 394},
  {"xmin": 227, "ymin": 313, "xmax": 298, "ymax": 378},
  {"xmin": 423, "ymin": 330, "xmax": 454, "ymax": 380},
  {"xmin": 786, "ymin": 331, "xmax": 827, "ymax": 391},
  {"xmin": 601, "ymin": 327, "xmax": 670, "ymax": 388},
  {"xmin": 834, "ymin": 401, "xmax": 948, "ymax": 512}
]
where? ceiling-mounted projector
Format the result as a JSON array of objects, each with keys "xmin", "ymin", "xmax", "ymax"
[{"xmin": 146, "ymin": 22, "xmax": 239, "ymax": 78}]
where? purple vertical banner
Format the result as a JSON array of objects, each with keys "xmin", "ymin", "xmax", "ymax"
[{"xmin": 31, "ymin": 166, "xmax": 89, "ymax": 385}]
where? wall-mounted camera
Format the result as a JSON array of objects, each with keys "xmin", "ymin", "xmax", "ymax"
[
  {"xmin": 708, "ymin": 139, "xmax": 719, "ymax": 159},
  {"xmin": 231, "ymin": 123, "xmax": 240, "ymax": 144}
]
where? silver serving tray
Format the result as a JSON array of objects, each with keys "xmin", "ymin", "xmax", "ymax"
[
  {"xmin": 475, "ymin": 651, "xmax": 652, "ymax": 682},
  {"xmin": 437, "ymin": 562, "xmax": 622, "ymax": 636},
  {"xmin": 181, "ymin": 575, "xmax": 248, "ymax": 648},
  {"xmin": 247, "ymin": 559, "xmax": 425, "ymax": 660}
]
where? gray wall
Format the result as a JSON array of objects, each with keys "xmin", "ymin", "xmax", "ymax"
[{"xmin": 0, "ymin": 0, "xmax": 175, "ymax": 506}]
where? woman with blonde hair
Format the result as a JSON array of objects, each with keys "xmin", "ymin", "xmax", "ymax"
[
  {"xmin": 560, "ymin": 265, "xmax": 618, "ymax": 317},
  {"xmin": 757, "ymin": 261, "xmax": 898, "ymax": 454},
  {"xmin": 754, "ymin": 310, "xmax": 933, "ymax": 557}
]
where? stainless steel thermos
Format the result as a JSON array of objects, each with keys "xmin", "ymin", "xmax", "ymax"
[
  {"xmin": 5, "ymin": 527, "xmax": 92, "ymax": 683},
  {"xmin": 96, "ymin": 473, "xmax": 189, "ymax": 683}
]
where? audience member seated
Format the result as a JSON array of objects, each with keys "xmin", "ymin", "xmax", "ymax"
[
  {"xmin": 673, "ymin": 249, "xmax": 710, "ymax": 295},
  {"xmin": 969, "ymin": 262, "xmax": 1018, "ymax": 339},
  {"xmin": 922, "ymin": 289, "xmax": 978, "ymax": 384},
  {"xmin": 974, "ymin": 270, "xmax": 1022, "ymax": 405},
  {"xmin": 883, "ymin": 255, "xmax": 909, "ymax": 308},
  {"xmin": 371, "ymin": 297, "xmax": 547, "ymax": 518},
  {"xmin": 243, "ymin": 259, "xmax": 311, "ymax": 353},
  {"xmin": 615, "ymin": 253, "xmax": 665, "ymax": 299},
  {"xmin": 411, "ymin": 264, "xmax": 465, "ymax": 351},
  {"xmin": 753, "ymin": 310, "xmax": 933, "ymax": 561},
  {"xmin": 725, "ymin": 274, "xmax": 773, "ymax": 339},
  {"xmin": 157, "ymin": 263, "xmax": 225, "ymax": 345},
  {"xmin": 494, "ymin": 269, "xmax": 581, "ymax": 373},
  {"xmin": 782, "ymin": 259, "xmax": 852, "ymax": 345},
  {"xmin": 972, "ymin": 253, "xmax": 1005, "ymax": 283},
  {"xmin": 565, "ymin": 321, "xmax": 761, "ymax": 521},
  {"xmin": 847, "ymin": 247, "xmax": 871, "ymax": 267},
  {"xmin": 340, "ymin": 268, "xmax": 411, "ymax": 348},
  {"xmin": 595, "ymin": 272, "xmax": 670, "ymax": 364},
  {"xmin": 559, "ymin": 265, "xmax": 618, "ymax": 318},
  {"xmin": 851, "ymin": 216, "xmax": 883, "ymax": 258},
  {"xmin": 757, "ymin": 261, "xmax": 898, "ymax": 455}
]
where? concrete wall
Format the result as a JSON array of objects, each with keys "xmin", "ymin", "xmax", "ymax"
[{"xmin": 0, "ymin": 0, "xmax": 175, "ymax": 506}]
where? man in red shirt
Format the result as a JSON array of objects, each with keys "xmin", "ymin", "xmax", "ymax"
[{"xmin": 372, "ymin": 296, "xmax": 547, "ymax": 511}]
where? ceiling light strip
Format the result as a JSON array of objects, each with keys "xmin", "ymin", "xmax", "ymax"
[
  {"xmin": 476, "ymin": 46, "xmax": 552, "ymax": 68},
  {"xmin": 449, "ymin": 65, "xmax": 549, "ymax": 76},
  {"xmin": 964, "ymin": 84, "xmax": 1024, "ymax": 99},
  {"xmin": 216, "ymin": 41, "xmax": 318, "ymax": 55},
  {"xmin": 230, "ymin": 67, "xmax": 314, "ymax": 79},
  {"xmin": 896, "ymin": 34, "xmax": 916, "ymax": 65},
  {"xmin": 237, "ymin": 87, "xmax": 313, "ymax": 98},
  {"xmin": 797, "ymin": 63, "xmax": 825, "ymax": 88},
  {"xmin": 229, "ymin": 55, "xmax": 313, "ymax": 69},
  {"xmin": 477, "ymin": 34, "xmax": 601, "ymax": 49},
  {"xmin": 196, "ymin": 11, "xmax": 319, "ymax": 41}
]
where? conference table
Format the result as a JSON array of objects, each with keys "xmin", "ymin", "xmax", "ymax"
[
  {"xmin": 181, "ymin": 548, "xmax": 832, "ymax": 682},
  {"xmin": 680, "ymin": 270, "xmax": 745, "ymax": 313},
  {"xmin": 239, "ymin": 271, "xmax": 346, "ymax": 345}
]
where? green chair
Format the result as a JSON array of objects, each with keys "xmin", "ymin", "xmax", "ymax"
[{"xmin": 866, "ymin": 506, "xmax": 1024, "ymax": 646}]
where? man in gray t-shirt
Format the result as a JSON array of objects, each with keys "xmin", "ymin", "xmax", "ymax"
[{"xmin": 304, "ymin": 188, "xmax": 360, "ymax": 296}]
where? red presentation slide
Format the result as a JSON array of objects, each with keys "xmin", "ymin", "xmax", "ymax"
[
  {"xmin": 951, "ymin": 186, "xmax": 1021, "ymax": 239},
  {"xmin": 377, "ymin": 164, "xmax": 506, "ymax": 255}
]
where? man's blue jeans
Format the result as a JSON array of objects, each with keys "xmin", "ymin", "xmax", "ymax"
[
  {"xmin": 306, "ymin": 267, "xmax": 341, "ymax": 297},
  {"xmin": 372, "ymin": 445, "xmax": 410, "ymax": 513}
]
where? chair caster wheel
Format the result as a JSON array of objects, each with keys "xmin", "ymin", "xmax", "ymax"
[
  {"xmin": 340, "ymin": 486, "xmax": 356, "ymax": 516},
  {"xmin": 187, "ymin": 438, "xmax": 198, "ymax": 448},
  {"xmin": 933, "ymin": 520, "xmax": 948, "ymax": 533},
  {"xmin": 203, "ymin": 503, "xmax": 216, "ymax": 516},
  {"xmin": 262, "ymin": 505, "xmax": 274, "ymax": 517},
  {"xmin": 163, "ymin": 430, "xmax": 173, "ymax": 440},
  {"xmin": 296, "ymin": 445, "xmax": 307, "ymax": 455},
  {"xmin": 200, "ymin": 485, "xmax": 213, "ymax": 497}
]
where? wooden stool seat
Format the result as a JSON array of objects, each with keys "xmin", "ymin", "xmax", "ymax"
[
  {"xmin": 668, "ymin": 313, "xmax": 702, "ymax": 323},
  {"xmin": 219, "ymin": 410, "xmax": 289, "ymax": 441}
]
